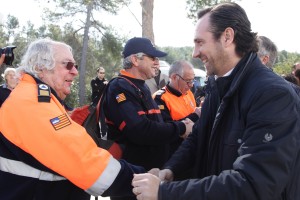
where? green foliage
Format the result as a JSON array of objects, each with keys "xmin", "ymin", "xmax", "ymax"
[
  {"xmin": 273, "ymin": 51, "xmax": 300, "ymax": 76},
  {"xmin": 0, "ymin": 1, "xmax": 299, "ymax": 106},
  {"xmin": 42, "ymin": 0, "xmax": 130, "ymax": 24},
  {"xmin": 161, "ymin": 46, "xmax": 205, "ymax": 70},
  {"xmin": 6, "ymin": 15, "xmax": 19, "ymax": 38},
  {"xmin": 0, "ymin": 11, "xmax": 125, "ymax": 107},
  {"xmin": 186, "ymin": 0, "xmax": 238, "ymax": 22}
]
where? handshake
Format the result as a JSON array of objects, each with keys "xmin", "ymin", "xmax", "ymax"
[{"xmin": 132, "ymin": 168, "xmax": 174, "ymax": 200}]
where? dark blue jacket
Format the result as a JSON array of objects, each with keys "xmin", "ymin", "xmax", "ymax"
[
  {"xmin": 161, "ymin": 53, "xmax": 300, "ymax": 200},
  {"xmin": 0, "ymin": 84, "xmax": 12, "ymax": 107},
  {"xmin": 103, "ymin": 71, "xmax": 186, "ymax": 170}
]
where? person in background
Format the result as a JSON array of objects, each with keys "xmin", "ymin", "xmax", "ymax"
[
  {"xmin": 145, "ymin": 65, "xmax": 169, "ymax": 95},
  {"xmin": 257, "ymin": 35, "xmax": 278, "ymax": 69},
  {"xmin": 257, "ymin": 35, "xmax": 300, "ymax": 96},
  {"xmin": 0, "ymin": 38, "xmax": 145, "ymax": 200},
  {"xmin": 91, "ymin": 66, "xmax": 108, "ymax": 105},
  {"xmin": 153, "ymin": 60, "xmax": 201, "ymax": 155},
  {"xmin": 283, "ymin": 73, "xmax": 299, "ymax": 85},
  {"xmin": 294, "ymin": 69, "xmax": 300, "ymax": 85},
  {"xmin": 193, "ymin": 85, "xmax": 206, "ymax": 106},
  {"xmin": 292, "ymin": 62, "xmax": 300, "ymax": 75},
  {"xmin": 0, "ymin": 67, "xmax": 19, "ymax": 107},
  {"xmin": 132, "ymin": 3, "xmax": 300, "ymax": 200},
  {"xmin": 153, "ymin": 60, "xmax": 201, "ymax": 180},
  {"xmin": 101, "ymin": 37, "xmax": 193, "ymax": 200}
]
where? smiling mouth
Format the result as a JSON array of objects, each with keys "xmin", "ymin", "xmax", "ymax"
[{"xmin": 65, "ymin": 80, "xmax": 73, "ymax": 85}]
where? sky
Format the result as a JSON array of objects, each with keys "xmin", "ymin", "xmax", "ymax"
[{"xmin": 0, "ymin": 0, "xmax": 299, "ymax": 53}]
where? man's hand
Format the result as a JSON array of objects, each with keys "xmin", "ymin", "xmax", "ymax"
[
  {"xmin": 158, "ymin": 169, "xmax": 174, "ymax": 182},
  {"xmin": 194, "ymin": 107, "xmax": 202, "ymax": 117},
  {"xmin": 181, "ymin": 118, "xmax": 194, "ymax": 139},
  {"xmin": 148, "ymin": 168, "xmax": 160, "ymax": 177},
  {"xmin": 132, "ymin": 173, "xmax": 160, "ymax": 200}
]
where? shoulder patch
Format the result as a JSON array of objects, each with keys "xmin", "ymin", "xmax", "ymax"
[
  {"xmin": 50, "ymin": 114, "xmax": 71, "ymax": 130},
  {"xmin": 116, "ymin": 93, "xmax": 126, "ymax": 103},
  {"xmin": 38, "ymin": 84, "xmax": 51, "ymax": 103}
]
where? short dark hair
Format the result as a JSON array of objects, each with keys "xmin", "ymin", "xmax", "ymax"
[
  {"xmin": 295, "ymin": 69, "xmax": 300, "ymax": 80},
  {"xmin": 283, "ymin": 74, "xmax": 299, "ymax": 85},
  {"xmin": 197, "ymin": 2, "xmax": 258, "ymax": 57},
  {"xmin": 97, "ymin": 67, "xmax": 105, "ymax": 73}
]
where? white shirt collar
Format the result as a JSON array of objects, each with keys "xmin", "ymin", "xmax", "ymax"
[{"xmin": 214, "ymin": 68, "xmax": 234, "ymax": 80}]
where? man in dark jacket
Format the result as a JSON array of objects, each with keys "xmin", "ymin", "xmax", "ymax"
[
  {"xmin": 102, "ymin": 37, "xmax": 193, "ymax": 200},
  {"xmin": 132, "ymin": 3, "xmax": 300, "ymax": 200}
]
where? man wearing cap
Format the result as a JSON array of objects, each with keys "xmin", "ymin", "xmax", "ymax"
[{"xmin": 101, "ymin": 37, "xmax": 193, "ymax": 200}]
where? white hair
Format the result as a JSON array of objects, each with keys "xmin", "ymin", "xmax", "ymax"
[{"xmin": 18, "ymin": 38, "xmax": 73, "ymax": 79}]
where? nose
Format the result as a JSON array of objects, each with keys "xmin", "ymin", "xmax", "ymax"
[
  {"xmin": 188, "ymin": 82, "xmax": 194, "ymax": 88},
  {"xmin": 70, "ymin": 66, "xmax": 79, "ymax": 75},
  {"xmin": 192, "ymin": 46, "xmax": 200, "ymax": 58}
]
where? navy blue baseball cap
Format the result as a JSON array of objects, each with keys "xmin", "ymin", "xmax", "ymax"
[{"xmin": 122, "ymin": 37, "xmax": 167, "ymax": 58}]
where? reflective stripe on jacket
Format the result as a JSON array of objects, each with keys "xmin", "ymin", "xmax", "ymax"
[{"xmin": 0, "ymin": 74, "xmax": 121, "ymax": 197}]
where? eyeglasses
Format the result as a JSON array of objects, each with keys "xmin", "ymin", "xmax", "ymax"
[
  {"xmin": 136, "ymin": 53, "xmax": 159, "ymax": 62},
  {"xmin": 62, "ymin": 61, "xmax": 78, "ymax": 70},
  {"xmin": 176, "ymin": 74, "xmax": 195, "ymax": 86},
  {"xmin": 99, "ymin": 72, "xmax": 105, "ymax": 74}
]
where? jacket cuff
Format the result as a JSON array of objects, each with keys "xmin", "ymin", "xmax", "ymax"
[
  {"xmin": 177, "ymin": 121, "xmax": 186, "ymax": 136},
  {"xmin": 187, "ymin": 113, "xmax": 199, "ymax": 122}
]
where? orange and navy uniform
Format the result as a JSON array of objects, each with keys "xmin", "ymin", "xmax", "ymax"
[
  {"xmin": 0, "ymin": 74, "xmax": 145, "ymax": 200},
  {"xmin": 153, "ymin": 84, "xmax": 199, "ymax": 122},
  {"xmin": 103, "ymin": 70, "xmax": 186, "ymax": 171},
  {"xmin": 153, "ymin": 84, "xmax": 199, "ymax": 158}
]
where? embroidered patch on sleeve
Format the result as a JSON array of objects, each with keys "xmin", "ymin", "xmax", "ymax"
[
  {"xmin": 116, "ymin": 93, "xmax": 126, "ymax": 103},
  {"xmin": 50, "ymin": 114, "xmax": 71, "ymax": 130}
]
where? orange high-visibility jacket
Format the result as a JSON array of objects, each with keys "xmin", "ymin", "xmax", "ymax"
[
  {"xmin": 0, "ymin": 74, "xmax": 141, "ymax": 199},
  {"xmin": 153, "ymin": 84, "xmax": 198, "ymax": 121}
]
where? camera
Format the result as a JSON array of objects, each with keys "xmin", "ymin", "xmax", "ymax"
[{"xmin": 0, "ymin": 46, "xmax": 16, "ymax": 65}]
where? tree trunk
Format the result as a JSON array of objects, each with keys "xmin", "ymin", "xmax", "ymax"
[
  {"xmin": 141, "ymin": 0, "xmax": 154, "ymax": 44},
  {"xmin": 79, "ymin": 2, "xmax": 93, "ymax": 106}
]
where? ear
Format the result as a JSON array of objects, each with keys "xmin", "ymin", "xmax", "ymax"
[
  {"xmin": 130, "ymin": 55, "xmax": 139, "ymax": 66},
  {"xmin": 35, "ymin": 65, "xmax": 44, "ymax": 78},
  {"xmin": 261, "ymin": 55, "xmax": 270, "ymax": 65},
  {"xmin": 170, "ymin": 73, "xmax": 177, "ymax": 80},
  {"xmin": 223, "ymin": 27, "xmax": 234, "ymax": 46}
]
